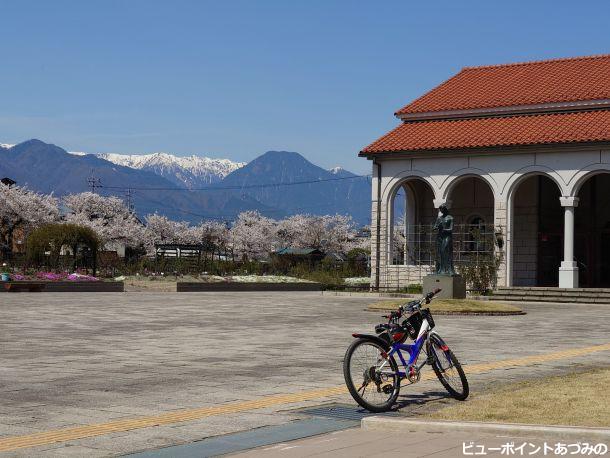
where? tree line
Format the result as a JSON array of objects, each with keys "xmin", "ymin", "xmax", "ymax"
[{"xmin": 0, "ymin": 183, "xmax": 369, "ymax": 260}]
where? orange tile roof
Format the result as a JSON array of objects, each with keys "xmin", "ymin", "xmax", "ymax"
[
  {"xmin": 361, "ymin": 110, "xmax": 610, "ymax": 154},
  {"xmin": 396, "ymin": 54, "xmax": 610, "ymax": 115}
]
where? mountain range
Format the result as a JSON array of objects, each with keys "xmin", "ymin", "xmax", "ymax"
[
  {"xmin": 93, "ymin": 152, "xmax": 245, "ymax": 188},
  {"xmin": 0, "ymin": 140, "xmax": 371, "ymax": 224}
]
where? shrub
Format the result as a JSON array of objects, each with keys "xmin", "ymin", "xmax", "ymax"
[
  {"xmin": 26, "ymin": 223, "xmax": 99, "ymax": 274},
  {"xmin": 456, "ymin": 227, "xmax": 504, "ymax": 294}
]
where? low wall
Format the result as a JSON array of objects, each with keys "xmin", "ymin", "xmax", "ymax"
[
  {"xmin": 1, "ymin": 281, "xmax": 124, "ymax": 292},
  {"xmin": 177, "ymin": 282, "xmax": 322, "ymax": 292}
]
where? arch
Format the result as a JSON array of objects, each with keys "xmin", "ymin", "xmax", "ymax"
[
  {"xmin": 440, "ymin": 168, "xmax": 499, "ymax": 201},
  {"xmin": 566, "ymin": 163, "xmax": 610, "ymax": 197},
  {"xmin": 444, "ymin": 174, "xmax": 495, "ymax": 229},
  {"xmin": 381, "ymin": 170, "xmax": 440, "ymax": 204},
  {"xmin": 384, "ymin": 176, "xmax": 436, "ymax": 266},
  {"xmin": 502, "ymin": 166, "xmax": 565, "ymax": 199},
  {"xmin": 571, "ymin": 171, "xmax": 610, "ymax": 287},
  {"xmin": 506, "ymin": 172, "xmax": 563, "ymax": 287}
]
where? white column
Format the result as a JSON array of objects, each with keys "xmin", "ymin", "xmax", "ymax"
[
  {"xmin": 559, "ymin": 196, "xmax": 579, "ymax": 288},
  {"xmin": 403, "ymin": 186, "xmax": 408, "ymax": 266}
]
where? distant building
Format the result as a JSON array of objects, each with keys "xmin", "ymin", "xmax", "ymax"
[
  {"xmin": 273, "ymin": 247, "xmax": 324, "ymax": 265},
  {"xmin": 1, "ymin": 177, "xmax": 16, "ymax": 187}
]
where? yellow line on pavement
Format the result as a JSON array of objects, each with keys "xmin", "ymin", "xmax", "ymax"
[{"xmin": 1, "ymin": 342, "xmax": 609, "ymax": 452}]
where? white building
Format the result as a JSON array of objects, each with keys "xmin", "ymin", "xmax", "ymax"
[{"xmin": 360, "ymin": 54, "xmax": 610, "ymax": 291}]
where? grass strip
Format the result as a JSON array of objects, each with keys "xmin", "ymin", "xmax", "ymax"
[
  {"xmin": 368, "ymin": 299, "xmax": 523, "ymax": 314},
  {"xmin": 427, "ymin": 367, "xmax": 610, "ymax": 427}
]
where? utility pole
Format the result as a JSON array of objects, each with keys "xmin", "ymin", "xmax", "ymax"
[
  {"xmin": 87, "ymin": 172, "xmax": 101, "ymax": 194},
  {"xmin": 125, "ymin": 188, "xmax": 135, "ymax": 213}
]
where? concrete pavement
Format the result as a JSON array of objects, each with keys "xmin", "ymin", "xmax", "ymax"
[
  {"xmin": 231, "ymin": 424, "xmax": 609, "ymax": 458},
  {"xmin": 0, "ymin": 292, "xmax": 608, "ymax": 456}
]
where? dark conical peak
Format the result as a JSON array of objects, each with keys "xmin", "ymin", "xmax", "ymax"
[
  {"xmin": 17, "ymin": 139, "xmax": 48, "ymax": 147},
  {"xmin": 11, "ymin": 139, "xmax": 69, "ymax": 155},
  {"xmin": 257, "ymin": 150, "xmax": 306, "ymax": 161}
]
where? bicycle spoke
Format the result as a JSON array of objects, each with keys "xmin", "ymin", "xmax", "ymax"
[
  {"xmin": 348, "ymin": 342, "xmax": 397, "ymax": 408},
  {"xmin": 431, "ymin": 340, "xmax": 465, "ymax": 396}
]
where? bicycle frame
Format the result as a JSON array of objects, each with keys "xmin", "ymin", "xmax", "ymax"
[{"xmin": 380, "ymin": 318, "xmax": 431, "ymax": 378}]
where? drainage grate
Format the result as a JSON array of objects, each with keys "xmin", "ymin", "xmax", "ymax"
[
  {"xmin": 126, "ymin": 418, "xmax": 357, "ymax": 458},
  {"xmin": 126, "ymin": 404, "xmax": 396, "ymax": 457},
  {"xmin": 297, "ymin": 403, "xmax": 399, "ymax": 421}
]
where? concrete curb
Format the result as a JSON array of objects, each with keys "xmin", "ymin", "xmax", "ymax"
[
  {"xmin": 366, "ymin": 306, "xmax": 525, "ymax": 316},
  {"xmin": 0, "ymin": 281, "xmax": 124, "ymax": 292},
  {"xmin": 361, "ymin": 417, "xmax": 610, "ymax": 439},
  {"xmin": 324, "ymin": 291, "xmax": 497, "ymax": 301},
  {"xmin": 321, "ymin": 291, "xmax": 418, "ymax": 298}
]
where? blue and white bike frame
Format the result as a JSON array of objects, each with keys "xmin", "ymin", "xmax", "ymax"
[{"xmin": 378, "ymin": 318, "xmax": 438, "ymax": 379}]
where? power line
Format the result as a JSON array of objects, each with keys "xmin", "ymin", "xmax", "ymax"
[
  {"xmin": 142, "ymin": 198, "xmax": 371, "ymax": 224},
  {"xmin": 97, "ymin": 174, "xmax": 371, "ymax": 192}
]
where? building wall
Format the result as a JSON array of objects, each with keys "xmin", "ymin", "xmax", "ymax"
[{"xmin": 368, "ymin": 145, "xmax": 610, "ymax": 290}]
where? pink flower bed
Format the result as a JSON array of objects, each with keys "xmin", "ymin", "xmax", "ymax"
[{"xmin": 30, "ymin": 272, "xmax": 100, "ymax": 282}]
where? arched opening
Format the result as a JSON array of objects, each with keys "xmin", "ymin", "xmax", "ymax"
[
  {"xmin": 574, "ymin": 173, "xmax": 610, "ymax": 287},
  {"xmin": 446, "ymin": 176, "xmax": 496, "ymax": 267},
  {"xmin": 510, "ymin": 175, "xmax": 562, "ymax": 286},
  {"xmin": 446, "ymin": 176, "xmax": 495, "ymax": 225},
  {"xmin": 387, "ymin": 179, "xmax": 435, "ymax": 266}
]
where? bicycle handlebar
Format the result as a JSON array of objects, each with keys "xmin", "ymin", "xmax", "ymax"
[
  {"xmin": 398, "ymin": 288, "xmax": 442, "ymax": 315},
  {"xmin": 383, "ymin": 288, "xmax": 442, "ymax": 323}
]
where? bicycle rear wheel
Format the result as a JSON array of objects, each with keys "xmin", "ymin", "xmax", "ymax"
[
  {"xmin": 428, "ymin": 334, "xmax": 469, "ymax": 400},
  {"xmin": 343, "ymin": 338, "xmax": 400, "ymax": 412}
]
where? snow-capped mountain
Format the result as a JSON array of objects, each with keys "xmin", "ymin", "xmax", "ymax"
[
  {"xmin": 96, "ymin": 152, "xmax": 245, "ymax": 188},
  {"xmin": 0, "ymin": 143, "xmax": 15, "ymax": 149},
  {"xmin": 328, "ymin": 166, "xmax": 356, "ymax": 178}
]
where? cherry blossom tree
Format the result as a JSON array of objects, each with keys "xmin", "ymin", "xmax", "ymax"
[
  {"xmin": 275, "ymin": 214, "xmax": 358, "ymax": 252},
  {"xmin": 0, "ymin": 183, "xmax": 60, "ymax": 254},
  {"xmin": 143, "ymin": 213, "xmax": 195, "ymax": 252},
  {"xmin": 229, "ymin": 211, "xmax": 277, "ymax": 260},
  {"xmin": 63, "ymin": 192, "xmax": 145, "ymax": 249},
  {"xmin": 321, "ymin": 214, "xmax": 358, "ymax": 253},
  {"xmin": 276, "ymin": 214, "xmax": 310, "ymax": 249},
  {"xmin": 193, "ymin": 220, "xmax": 229, "ymax": 251}
]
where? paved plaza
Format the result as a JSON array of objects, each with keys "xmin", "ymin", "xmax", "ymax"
[{"xmin": 0, "ymin": 292, "xmax": 608, "ymax": 456}]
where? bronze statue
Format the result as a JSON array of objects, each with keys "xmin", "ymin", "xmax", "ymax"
[{"xmin": 433, "ymin": 204, "xmax": 455, "ymax": 275}]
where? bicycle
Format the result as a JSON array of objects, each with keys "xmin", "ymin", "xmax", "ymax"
[{"xmin": 343, "ymin": 288, "xmax": 469, "ymax": 412}]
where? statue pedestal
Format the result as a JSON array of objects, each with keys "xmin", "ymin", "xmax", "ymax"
[{"xmin": 423, "ymin": 274, "xmax": 466, "ymax": 299}]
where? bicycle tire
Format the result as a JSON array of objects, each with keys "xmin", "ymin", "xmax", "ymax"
[
  {"xmin": 343, "ymin": 338, "xmax": 400, "ymax": 412},
  {"xmin": 428, "ymin": 334, "xmax": 469, "ymax": 400}
]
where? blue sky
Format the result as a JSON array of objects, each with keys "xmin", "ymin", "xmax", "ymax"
[{"xmin": 1, "ymin": 0, "xmax": 609, "ymax": 173}]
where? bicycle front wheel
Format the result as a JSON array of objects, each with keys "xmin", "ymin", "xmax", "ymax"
[
  {"xmin": 343, "ymin": 338, "xmax": 400, "ymax": 412},
  {"xmin": 428, "ymin": 334, "xmax": 469, "ymax": 400}
]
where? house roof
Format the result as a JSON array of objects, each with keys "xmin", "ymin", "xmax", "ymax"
[
  {"xmin": 396, "ymin": 54, "xmax": 610, "ymax": 116},
  {"xmin": 274, "ymin": 247, "xmax": 323, "ymax": 255},
  {"xmin": 361, "ymin": 109, "xmax": 610, "ymax": 154}
]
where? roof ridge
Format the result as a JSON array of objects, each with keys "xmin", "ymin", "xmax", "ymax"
[
  {"xmin": 462, "ymin": 53, "xmax": 610, "ymax": 71},
  {"xmin": 402, "ymin": 108, "xmax": 610, "ymax": 124}
]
